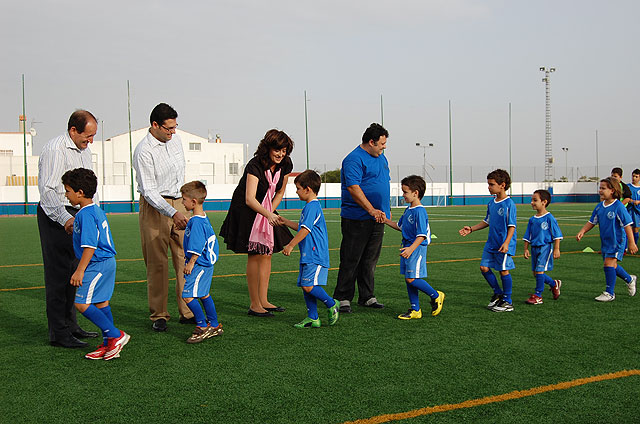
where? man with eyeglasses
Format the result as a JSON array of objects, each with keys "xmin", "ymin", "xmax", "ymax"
[{"xmin": 133, "ymin": 103, "xmax": 194, "ymax": 332}]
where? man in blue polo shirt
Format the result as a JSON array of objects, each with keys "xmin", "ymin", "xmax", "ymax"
[{"xmin": 334, "ymin": 123, "xmax": 390, "ymax": 313}]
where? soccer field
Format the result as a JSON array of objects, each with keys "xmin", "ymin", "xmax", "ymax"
[{"xmin": 1, "ymin": 203, "xmax": 639, "ymax": 423}]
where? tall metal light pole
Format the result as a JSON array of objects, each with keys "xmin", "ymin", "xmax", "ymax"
[
  {"xmin": 304, "ymin": 90, "xmax": 309, "ymax": 169},
  {"xmin": 595, "ymin": 130, "xmax": 599, "ymax": 179},
  {"xmin": 540, "ymin": 66, "xmax": 556, "ymax": 183},
  {"xmin": 562, "ymin": 147, "xmax": 569, "ymax": 180},
  {"xmin": 21, "ymin": 74, "xmax": 28, "ymax": 214},
  {"xmin": 448, "ymin": 100, "xmax": 453, "ymax": 205},
  {"xmin": 416, "ymin": 142, "xmax": 435, "ymax": 205},
  {"xmin": 380, "ymin": 94, "xmax": 384, "ymax": 126}
]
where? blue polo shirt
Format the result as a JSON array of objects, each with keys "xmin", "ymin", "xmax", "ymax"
[{"xmin": 340, "ymin": 145, "xmax": 391, "ymax": 221}]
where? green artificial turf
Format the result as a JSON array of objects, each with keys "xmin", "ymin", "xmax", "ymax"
[{"xmin": 1, "ymin": 204, "xmax": 639, "ymax": 423}]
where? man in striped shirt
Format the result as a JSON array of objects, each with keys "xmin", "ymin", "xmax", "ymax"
[
  {"xmin": 37, "ymin": 110, "xmax": 100, "ymax": 348},
  {"xmin": 133, "ymin": 103, "xmax": 193, "ymax": 332}
]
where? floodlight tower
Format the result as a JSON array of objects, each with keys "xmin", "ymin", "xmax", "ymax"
[{"xmin": 540, "ymin": 66, "xmax": 556, "ymax": 182}]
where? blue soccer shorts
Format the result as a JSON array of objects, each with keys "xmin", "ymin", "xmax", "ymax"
[
  {"xmin": 630, "ymin": 209, "xmax": 640, "ymax": 228},
  {"xmin": 480, "ymin": 248, "xmax": 515, "ymax": 271},
  {"xmin": 531, "ymin": 244, "xmax": 554, "ymax": 272},
  {"xmin": 601, "ymin": 245, "xmax": 625, "ymax": 261},
  {"xmin": 75, "ymin": 257, "xmax": 116, "ymax": 304},
  {"xmin": 400, "ymin": 245, "xmax": 428, "ymax": 279},
  {"xmin": 182, "ymin": 264, "xmax": 213, "ymax": 298},
  {"xmin": 297, "ymin": 263, "xmax": 328, "ymax": 287}
]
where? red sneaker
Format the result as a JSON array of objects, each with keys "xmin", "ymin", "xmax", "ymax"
[
  {"xmin": 551, "ymin": 280, "xmax": 562, "ymax": 300},
  {"xmin": 526, "ymin": 294, "xmax": 543, "ymax": 305},
  {"xmin": 85, "ymin": 343, "xmax": 108, "ymax": 360},
  {"xmin": 104, "ymin": 331, "xmax": 130, "ymax": 361}
]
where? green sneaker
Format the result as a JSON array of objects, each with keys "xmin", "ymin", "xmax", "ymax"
[
  {"xmin": 293, "ymin": 317, "xmax": 321, "ymax": 329},
  {"xmin": 328, "ymin": 300, "xmax": 340, "ymax": 326}
]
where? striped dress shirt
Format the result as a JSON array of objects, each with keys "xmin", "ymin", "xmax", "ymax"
[
  {"xmin": 133, "ymin": 130, "xmax": 186, "ymax": 217},
  {"xmin": 38, "ymin": 132, "xmax": 96, "ymax": 226}
]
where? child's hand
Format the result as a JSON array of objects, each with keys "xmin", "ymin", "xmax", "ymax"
[
  {"xmin": 498, "ymin": 242, "xmax": 509, "ymax": 253},
  {"xmin": 459, "ymin": 226, "xmax": 472, "ymax": 236},
  {"xmin": 576, "ymin": 231, "xmax": 584, "ymax": 241},
  {"xmin": 553, "ymin": 248, "xmax": 561, "ymax": 259},
  {"xmin": 184, "ymin": 262, "xmax": 194, "ymax": 275},
  {"xmin": 282, "ymin": 244, "xmax": 293, "ymax": 256},
  {"xmin": 399, "ymin": 246, "xmax": 414, "ymax": 258},
  {"xmin": 70, "ymin": 270, "xmax": 83, "ymax": 287},
  {"xmin": 523, "ymin": 249, "xmax": 530, "ymax": 259},
  {"xmin": 629, "ymin": 242, "xmax": 638, "ymax": 255}
]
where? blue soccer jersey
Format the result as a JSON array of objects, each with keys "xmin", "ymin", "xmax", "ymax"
[
  {"xmin": 523, "ymin": 212, "xmax": 563, "ymax": 247},
  {"xmin": 483, "ymin": 197, "xmax": 517, "ymax": 255},
  {"xmin": 628, "ymin": 184, "xmax": 640, "ymax": 215},
  {"xmin": 73, "ymin": 204, "xmax": 117, "ymax": 261},
  {"xmin": 184, "ymin": 214, "xmax": 219, "ymax": 267},
  {"xmin": 298, "ymin": 199, "xmax": 330, "ymax": 268},
  {"xmin": 398, "ymin": 205, "xmax": 431, "ymax": 247},
  {"xmin": 341, "ymin": 146, "xmax": 391, "ymax": 221},
  {"xmin": 589, "ymin": 200, "xmax": 633, "ymax": 255}
]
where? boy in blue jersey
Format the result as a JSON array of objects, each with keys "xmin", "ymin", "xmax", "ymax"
[
  {"xmin": 280, "ymin": 170, "xmax": 340, "ymax": 328},
  {"xmin": 61, "ymin": 168, "xmax": 129, "ymax": 360},
  {"xmin": 180, "ymin": 181, "xmax": 223, "ymax": 343},
  {"xmin": 384, "ymin": 175, "xmax": 444, "ymax": 319},
  {"xmin": 627, "ymin": 169, "xmax": 640, "ymax": 246},
  {"xmin": 523, "ymin": 189, "xmax": 563, "ymax": 305},
  {"xmin": 577, "ymin": 177, "xmax": 638, "ymax": 301},
  {"xmin": 459, "ymin": 169, "xmax": 517, "ymax": 312}
]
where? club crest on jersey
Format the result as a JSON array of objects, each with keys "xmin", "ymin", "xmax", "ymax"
[
  {"xmin": 497, "ymin": 208, "xmax": 504, "ymax": 216},
  {"xmin": 541, "ymin": 222, "xmax": 549, "ymax": 230},
  {"xmin": 407, "ymin": 214, "xmax": 415, "ymax": 224},
  {"xmin": 607, "ymin": 211, "xmax": 616, "ymax": 220}
]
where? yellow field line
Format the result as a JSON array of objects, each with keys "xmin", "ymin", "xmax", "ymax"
[
  {"xmin": 342, "ymin": 369, "xmax": 640, "ymax": 424},
  {"xmin": 0, "ymin": 250, "xmax": 590, "ymax": 292}
]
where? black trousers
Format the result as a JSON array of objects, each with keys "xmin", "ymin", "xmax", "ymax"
[
  {"xmin": 333, "ymin": 217, "xmax": 384, "ymax": 304},
  {"xmin": 37, "ymin": 204, "xmax": 80, "ymax": 342}
]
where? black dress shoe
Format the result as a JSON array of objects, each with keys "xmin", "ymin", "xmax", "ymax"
[
  {"xmin": 72, "ymin": 328, "xmax": 99, "ymax": 339},
  {"xmin": 152, "ymin": 318, "xmax": 168, "ymax": 332},
  {"xmin": 265, "ymin": 306, "xmax": 286, "ymax": 312},
  {"xmin": 247, "ymin": 309, "xmax": 274, "ymax": 317},
  {"xmin": 360, "ymin": 298, "xmax": 385, "ymax": 309},
  {"xmin": 339, "ymin": 305, "xmax": 352, "ymax": 313},
  {"xmin": 179, "ymin": 317, "xmax": 196, "ymax": 324},
  {"xmin": 50, "ymin": 336, "xmax": 88, "ymax": 348}
]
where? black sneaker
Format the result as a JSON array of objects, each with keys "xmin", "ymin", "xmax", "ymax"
[
  {"xmin": 487, "ymin": 294, "xmax": 502, "ymax": 309},
  {"xmin": 491, "ymin": 299, "xmax": 514, "ymax": 312},
  {"xmin": 152, "ymin": 318, "xmax": 167, "ymax": 332}
]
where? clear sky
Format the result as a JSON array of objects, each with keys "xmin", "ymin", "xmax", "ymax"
[{"xmin": 1, "ymin": 0, "xmax": 638, "ymax": 180}]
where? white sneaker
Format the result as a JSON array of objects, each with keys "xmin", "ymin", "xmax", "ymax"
[
  {"xmin": 627, "ymin": 275, "xmax": 637, "ymax": 296},
  {"xmin": 595, "ymin": 292, "xmax": 615, "ymax": 302}
]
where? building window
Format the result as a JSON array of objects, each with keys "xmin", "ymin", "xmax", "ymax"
[
  {"xmin": 228, "ymin": 163, "xmax": 239, "ymax": 175},
  {"xmin": 189, "ymin": 143, "xmax": 201, "ymax": 152}
]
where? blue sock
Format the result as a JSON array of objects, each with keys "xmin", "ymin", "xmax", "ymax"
[
  {"xmin": 634, "ymin": 232, "xmax": 639, "ymax": 245},
  {"xmin": 303, "ymin": 291, "xmax": 319, "ymax": 319},
  {"xmin": 81, "ymin": 304, "xmax": 120, "ymax": 339},
  {"xmin": 405, "ymin": 282, "xmax": 420, "ymax": 311},
  {"xmin": 500, "ymin": 274, "xmax": 513, "ymax": 304},
  {"xmin": 186, "ymin": 299, "xmax": 207, "ymax": 327},
  {"xmin": 543, "ymin": 274, "xmax": 556, "ymax": 286},
  {"xmin": 411, "ymin": 278, "xmax": 439, "ymax": 299},
  {"xmin": 482, "ymin": 271, "xmax": 503, "ymax": 295},
  {"xmin": 534, "ymin": 274, "xmax": 545, "ymax": 296},
  {"xmin": 604, "ymin": 266, "xmax": 617, "ymax": 295},
  {"xmin": 309, "ymin": 286, "xmax": 336, "ymax": 308},
  {"xmin": 201, "ymin": 296, "xmax": 219, "ymax": 327},
  {"xmin": 98, "ymin": 305, "xmax": 114, "ymax": 344},
  {"xmin": 616, "ymin": 265, "xmax": 631, "ymax": 283}
]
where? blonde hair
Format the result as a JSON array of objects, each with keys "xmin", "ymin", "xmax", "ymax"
[{"xmin": 180, "ymin": 181, "xmax": 207, "ymax": 204}]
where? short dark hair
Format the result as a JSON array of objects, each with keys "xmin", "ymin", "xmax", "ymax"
[
  {"xmin": 61, "ymin": 168, "xmax": 97, "ymax": 198},
  {"xmin": 294, "ymin": 170, "xmax": 321, "ymax": 194},
  {"xmin": 534, "ymin": 189, "xmax": 551, "ymax": 206},
  {"xmin": 487, "ymin": 169, "xmax": 511, "ymax": 190},
  {"xmin": 611, "ymin": 167, "xmax": 623, "ymax": 177},
  {"xmin": 633, "ymin": 169, "xmax": 640, "ymax": 176},
  {"xmin": 361, "ymin": 123, "xmax": 389, "ymax": 145},
  {"xmin": 67, "ymin": 110, "xmax": 97, "ymax": 133},
  {"xmin": 401, "ymin": 175, "xmax": 426, "ymax": 199},
  {"xmin": 150, "ymin": 103, "xmax": 178, "ymax": 126},
  {"xmin": 180, "ymin": 180, "xmax": 207, "ymax": 204},
  {"xmin": 254, "ymin": 129, "xmax": 294, "ymax": 168},
  {"xmin": 601, "ymin": 177, "xmax": 622, "ymax": 199}
]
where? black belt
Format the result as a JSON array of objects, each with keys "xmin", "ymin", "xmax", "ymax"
[{"xmin": 162, "ymin": 195, "xmax": 180, "ymax": 200}]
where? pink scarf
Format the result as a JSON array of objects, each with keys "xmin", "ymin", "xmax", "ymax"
[{"xmin": 248, "ymin": 168, "xmax": 281, "ymax": 255}]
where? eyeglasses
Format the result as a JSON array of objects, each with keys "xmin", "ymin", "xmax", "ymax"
[{"xmin": 161, "ymin": 124, "xmax": 178, "ymax": 133}]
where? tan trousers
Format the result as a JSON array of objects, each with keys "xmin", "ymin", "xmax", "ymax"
[{"xmin": 139, "ymin": 196, "xmax": 192, "ymax": 321}]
